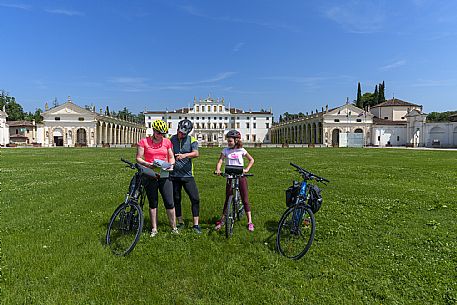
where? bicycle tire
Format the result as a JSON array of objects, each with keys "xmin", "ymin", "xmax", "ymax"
[
  {"xmin": 276, "ymin": 205, "xmax": 315, "ymax": 260},
  {"xmin": 106, "ymin": 202, "xmax": 144, "ymax": 256},
  {"xmin": 225, "ymin": 195, "xmax": 234, "ymax": 238}
]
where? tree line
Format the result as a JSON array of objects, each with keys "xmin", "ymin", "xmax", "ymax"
[
  {"xmin": 355, "ymin": 81, "xmax": 386, "ymax": 109},
  {"xmin": 426, "ymin": 111, "xmax": 457, "ymax": 122},
  {"xmin": 0, "ymin": 91, "xmax": 43, "ymax": 122},
  {"xmin": 0, "ymin": 91, "xmax": 144, "ymax": 124}
]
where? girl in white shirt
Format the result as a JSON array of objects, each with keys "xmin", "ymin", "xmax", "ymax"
[{"xmin": 214, "ymin": 130, "xmax": 255, "ymax": 231}]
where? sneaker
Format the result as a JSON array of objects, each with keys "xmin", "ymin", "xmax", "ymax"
[
  {"xmin": 192, "ymin": 225, "xmax": 202, "ymax": 234},
  {"xmin": 214, "ymin": 220, "xmax": 224, "ymax": 231},
  {"xmin": 171, "ymin": 227, "xmax": 179, "ymax": 235},
  {"xmin": 247, "ymin": 223, "xmax": 255, "ymax": 232},
  {"xmin": 177, "ymin": 222, "xmax": 185, "ymax": 229},
  {"xmin": 150, "ymin": 229, "xmax": 158, "ymax": 237}
]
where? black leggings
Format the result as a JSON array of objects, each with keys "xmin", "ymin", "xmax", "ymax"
[
  {"xmin": 172, "ymin": 177, "xmax": 200, "ymax": 218},
  {"xmin": 142, "ymin": 177, "xmax": 174, "ymax": 209}
]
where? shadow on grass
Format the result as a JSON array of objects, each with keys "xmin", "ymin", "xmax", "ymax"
[{"xmin": 263, "ymin": 219, "xmax": 278, "ymax": 252}]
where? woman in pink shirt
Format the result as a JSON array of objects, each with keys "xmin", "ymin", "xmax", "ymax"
[
  {"xmin": 136, "ymin": 119, "xmax": 177, "ymax": 237},
  {"xmin": 214, "ymin": 130, "xmax": 255, "ymax": 232}
]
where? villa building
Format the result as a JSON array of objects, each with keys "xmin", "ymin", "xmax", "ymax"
[
  {"xmin": 271, "ymin": 98, "xmax": 457, "ymax": 148},
  {"xmin": 37, "ymin": 97, "xmax": 146, "ymax": 147},
  {"xmin": 144, "ymin": 97, "xmax": 273, "ymax": 146},
  {"xmin": 8, "ymin": 120, "xmax": 37, "ymax": 145}
]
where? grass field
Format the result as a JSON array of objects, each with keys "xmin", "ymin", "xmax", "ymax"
[{"xmin": 1, "ymin": 147, "xmax": 456, "ymax": 304}]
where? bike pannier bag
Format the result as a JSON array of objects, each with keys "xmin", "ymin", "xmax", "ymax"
[
  {"xmin": 285, "ymin": 181, "xmax": 301, "ymax": 207},
  {"xmin": 308, "ymin": 184, "xmax": 323, "ymax": 213}
]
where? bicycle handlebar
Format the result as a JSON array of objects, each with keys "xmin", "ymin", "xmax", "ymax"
[
  {"xmin": 121, "ymin": 158, "xmax": 137, "ymax": 169},
  {"xmin": 213, "ymin": 172, "xmax": 254, "ymax": 178},
  {"xmin": 290, "ymin": 162, "xmax": 329, "ymax": 183}
]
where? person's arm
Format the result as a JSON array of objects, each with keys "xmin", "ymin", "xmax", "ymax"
[
  {"xmin": 176, "ymin": 138, "xmax": 199, "ymax": 160},
  {"xmin": 215, "ymin": 152, "xmax": 225, "ymax": 175},
  {"xmin": 167, "ymin": 147, "xmax": 175, "ymax": 167},
  {"xmin": 176, "ymin": 150, "xmax": 199, "ymax": 160},
  {"xmin": 243, "ymin": 151, "xmax": 255, "ymax": 173},
  {"xmin": 136, "ymin": 145, "xmax": 153, "ymax": 168}
]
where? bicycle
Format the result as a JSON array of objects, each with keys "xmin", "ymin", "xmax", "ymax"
[
  {"xmin": 276, "ymin": 162, "xmax": 329, "ymax": 260},
  {"xmin": 215, "ymin": 165, "xmax": 253, "ymax": 238},
  {"xmin": 105, "ymin": 158, "xmax": 156, "ymax": 256}
]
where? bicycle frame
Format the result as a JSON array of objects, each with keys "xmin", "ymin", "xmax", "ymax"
[
  {"xmin": 276, "ymin": 162, "xmax": 330, "ymax": 259},
  {"xmin": 125, "ymin": 171, "xmax": 145, "ymax": 207}
]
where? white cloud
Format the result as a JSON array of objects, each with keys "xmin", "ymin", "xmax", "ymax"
[
  {"xmin": 322, "ymin": 2, "xmax": 386, "ymax": 34},
  {"xmin": 45, "ymin": 9, "xmax": 84, "ymax": 16},
  {"xmin": 380, "ymin": 60, "xmax": 406, "ymax": 71},
  {"xmin": 179, "ymin": 5, "xmax": 299, "ymax": 32},
  {"xmin": 233, "ymin": 42, "xmax": 245, "ymax": 52},
  {"xmin": 0, "ymin": 3, "xmax": 31, "ymax": 10},
  {"xmin": 109, "ymin": 72, "xmax": 236, "ymax": 92}
]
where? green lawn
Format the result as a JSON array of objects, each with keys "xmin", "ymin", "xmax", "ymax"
[{"xmin": 1, "ymin": 147, "xmax": 456, "ymax": 304}]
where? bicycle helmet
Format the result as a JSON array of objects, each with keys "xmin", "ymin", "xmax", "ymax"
[
  {"xmin": 226, "ymin": 129, "xmax": 241, "ymax": 139},
  {"xmin": 152, "ymin": 119, "xmax": 168, "ymax": 134},
  {"xmin": 177, "ymin": 119, "xmax": 193, "ymax": 135}
]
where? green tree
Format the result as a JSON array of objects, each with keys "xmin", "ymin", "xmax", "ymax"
[
  {"xmin": 379, "ymin": 81, "xmax": 385, "ymax": 104},
  {"xmin": 0, "ymin": 90, "xmax": 25, "ymax": 121},
  {"xmin": 427, "ymin": 111, "xmax": 457, "ymax": 122},
  {"xmin": 360, "ymin": 92, "xmax": 376, "ymax": 109},
  {"xmin": 374, "ymin": 85, "xmax": 379, "ymax": 105},
  {"xmin": 136, "ymin": 111, "xmax": 145, "ymax": 124},
  {"xmin": 52, "ymin": 97, "xmax": 59, "ymax": 108},
  {"xmin": 118, "ymin": 107, "xmax": 132, "ymax": 120},
  {"xmin": 356, "ymin": 82, "xmax": 362, "ymax": 108}
]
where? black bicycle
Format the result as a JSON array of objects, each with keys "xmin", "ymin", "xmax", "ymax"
[
  {"xmin": 276, "ymin": 163, "xmax": 329, "ymax": 260},
  {"xmin": 106, "ymin": 158, "xmax": 155, "ymax": 256},
  {"xmin": 216, "ymin": 165, "xmax": 253, "ymax": 238}
]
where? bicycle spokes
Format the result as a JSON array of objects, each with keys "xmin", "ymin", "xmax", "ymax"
[
  {"xmin": 106, "ymin": 203, "xmax": 144, "ymax": 256},
  {"xmin": 276, "ymin": 206, "xmax": 315, "ymax": 259}
]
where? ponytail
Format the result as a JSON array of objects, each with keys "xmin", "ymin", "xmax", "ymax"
[{"xmin": 235, "ymin": 138, "xmax": 243, "ymax": 148}]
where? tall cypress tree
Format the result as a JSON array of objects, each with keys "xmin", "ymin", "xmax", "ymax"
[
  {"xmin": 379, "ymin": 81, "xmax": 385, "ymax": 104},
  {"xmin": 373, "ymin": 85, "xmax": 379, "ymax": 106},
  {"xmin": 356, "ymin": 82, "xmax": 362, "ymax": 108}
]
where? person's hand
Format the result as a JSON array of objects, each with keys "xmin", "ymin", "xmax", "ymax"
[
  {"xmin": 148, "ymin": 162, "xmax": 156, "ymax": 168},
  {"xmin": 215, "ymin": 169, "xmax": 222, "ymax": 176},
  {"xmin": 175, "ymin": 153, "xmax": 186, "ymax": 160},
  {"xmin": 243, "ymin": 168, "xmax": 249, "ymax": 173}
]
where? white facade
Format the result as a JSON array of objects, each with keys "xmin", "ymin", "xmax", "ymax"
[
  {"xmin": 370, "ymin": 101, "xmax": 422, "ymax": 122},
  {"xmin": 145, "ymin": 97, "xmax": 273, "ymax": 146},
  {"xmin": 371, "ymin": 125, "xmax": 407, "ymax": 146},
  {"xmin": 39, "ymin": 98, "xmax": 145, "ymax": 147},
  {"xmin": 323, "ymin": 104, "xmax": 373, "ymax": 147},
  {"xmin": 406, "ymin": 110, "xmax": 457, "ymax": 147},
  {"xmin": 0, "ymin": 107, "xmax": 9, "ymax": 146}
]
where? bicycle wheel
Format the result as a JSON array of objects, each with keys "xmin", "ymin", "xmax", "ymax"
[
  {"xmin": 276, "ymin": 205, "xmax": 315, "ymax": 260},
  {"xmin": 106, "ymin": 202, "xmax": 144, "ymax": 256},
  {"xmin": 235, "ymin": 191, "xmax": 244, "ymax": 220},
  {"xmin": 225, "ymin": 195, "xmax": 235, "ymax": 238}
]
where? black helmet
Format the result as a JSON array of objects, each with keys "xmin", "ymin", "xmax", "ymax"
[
  {"xmin": 177, "ymin": 119, "xmax": 193, "ymax": 135},
  {"xmin": 226, "ymin": 129, "xmax": 241, "ymax": 139}
]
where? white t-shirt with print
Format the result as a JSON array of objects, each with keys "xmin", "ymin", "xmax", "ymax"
[{"xmin": 222, "ymin": 147, "xmax": 247, "ymax": 166}]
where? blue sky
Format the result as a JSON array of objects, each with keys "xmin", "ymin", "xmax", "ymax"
[{"xmin": 1, "ymin": 0, "xmax": 456, "ymax": 117}]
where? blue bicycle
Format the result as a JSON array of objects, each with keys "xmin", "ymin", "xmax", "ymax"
[{"xmin": 276, "ymin": 163, "xmax": 329, "ymax": 259}]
